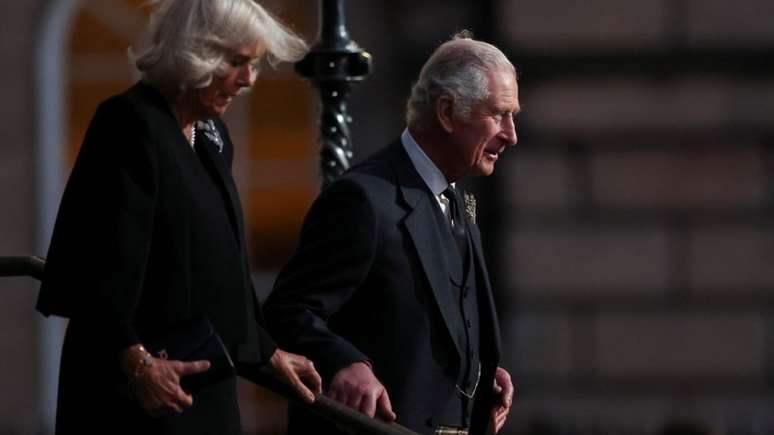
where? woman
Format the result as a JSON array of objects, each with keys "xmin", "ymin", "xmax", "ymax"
[{"xmin": 36, "ymin": 0, "xmax": 321, "ymax": 433}]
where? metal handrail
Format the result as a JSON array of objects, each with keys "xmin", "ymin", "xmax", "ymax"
[
  {"xmin": 241, "ymin": 368, "xmax": 418, "ymax": 435},
  {"xmin": 0, "ymin": 256, "xmax": 45, "ymax": 280},
  {"xmin": 0, "ymin": 255, "xmax": 418, "ymax": 435}
]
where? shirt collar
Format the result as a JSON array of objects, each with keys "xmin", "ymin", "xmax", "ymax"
[{"xmin": 401, "ymin": 128, "xmax": 449, "ymax": 197}]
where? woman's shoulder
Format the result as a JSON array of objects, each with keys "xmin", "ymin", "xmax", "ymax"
[
  {"xmin": 96, "ymin": 81, "xmax": 168, "ymax": 121},
  {"xmin": 78, "ymin": 82, "xmax": 168, "ymax": 163}
]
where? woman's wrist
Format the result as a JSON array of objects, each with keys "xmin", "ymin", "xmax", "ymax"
[{"xmin": 120, "ymin": 343, "xmax": 154, "ymax": 379}]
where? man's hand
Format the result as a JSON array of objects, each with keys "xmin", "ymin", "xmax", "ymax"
[
  {"xmin": 120, "ymin": 345, "xmax": 211, "ymax": 416},
  {"xmin": 490, "ymin": 367, "xmax": 514, "ymax": 433},
  {"xmin": 269, "ymin": 348, "xmax": 322, "ymax": 404},
  {"xmin": 328, "ymin": 362, "xmax": 397, "ymax": 421}
]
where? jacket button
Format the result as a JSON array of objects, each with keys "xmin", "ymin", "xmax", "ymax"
[{"xmin": 467, "ymin": 319, "xmax": 473, "ymax": 328}]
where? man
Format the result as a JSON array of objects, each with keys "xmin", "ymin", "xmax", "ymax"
[{"xmin": 264, "ymin": 32, "xmax": 518, "ymax": 435}]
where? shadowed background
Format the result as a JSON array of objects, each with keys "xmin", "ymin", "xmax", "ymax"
[{"xmin": 1, "ymin": 0, "xmax": 772, "ymax": 434}]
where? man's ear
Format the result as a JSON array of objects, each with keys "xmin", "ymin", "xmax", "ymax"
[{"xmin": 436, "ymin": 96, "xmax": 455, "ymax": 134}]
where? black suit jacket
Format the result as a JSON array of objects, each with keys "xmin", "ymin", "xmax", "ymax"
[
  {"xmin": 36, "ymin": 82, "xmax": 275, "ymax": 432},
  {"xmin": 265, "ymin": 141, "xmax": 502, "ymax": 435}
]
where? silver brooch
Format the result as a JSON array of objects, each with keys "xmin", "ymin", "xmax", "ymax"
[
  {"xmin": 196, "ymin": 119, "xmax": 223, "ymax": 153},
  {"xmin": 464, "ymin": 191, "xmax": 477, "ymax": 224}
]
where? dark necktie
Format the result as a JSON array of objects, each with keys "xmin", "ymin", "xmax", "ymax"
[{"xmin": 442, "ymin": 186, "xmax": 468, "ymax": 260}]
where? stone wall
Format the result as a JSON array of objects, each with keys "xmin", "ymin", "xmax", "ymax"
[
  {"xmin": 498, "ymin": 1, "xmax": 774, "ymax": 433},
  {"xmin": 0, "ymin": 1, "xmax": 47, "ymax": 434}
]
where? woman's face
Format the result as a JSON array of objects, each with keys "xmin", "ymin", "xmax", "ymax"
[{"xmin": 196, "ymin": 42, "xmax": 263, "ymax": 118}]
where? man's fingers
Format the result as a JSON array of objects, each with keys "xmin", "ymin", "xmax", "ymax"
[
  {"xmin": 494, "ymin": 367, "xmax": 514, "ymax": 407},
  {"xmin": 360, "ymin": 391, "xmax": 378, "ymax": 417},
  {"xmin": 346, "ymin": 393, "xmax": 364, "ymax": 414},
  {"xmin": 501, "ymin": 382, "xmax": 514, "ymax": 407},
  {"xmin": 490, "ymin": 413, "xmax": 501, "ymax": 434},
  {"xmin": 491, "ymin": 406, "xmax": 508, "ymax": 433},
  {"xmin": 175, "ymin": 360, "xmax": 211, "ymax": 376},
  {"xmin": 337, "ymin": 391, "xmax": 350, "ymax": 406},
  {"xmin": 376, "ymin": 391, "xmax": 396, "ymax": 421},
  {"xmin": 495, "ymin": 413, "xmax": 507, "ymax": 432}
]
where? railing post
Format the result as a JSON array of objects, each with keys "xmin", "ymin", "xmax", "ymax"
[{"xmin": 295, "ymin": 0, "xmax": 372, "ymax": 188}]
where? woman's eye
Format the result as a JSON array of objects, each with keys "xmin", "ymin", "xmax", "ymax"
[{"xmin": 229, "ymin": 58, "xmax": 247, "ymax": 68}]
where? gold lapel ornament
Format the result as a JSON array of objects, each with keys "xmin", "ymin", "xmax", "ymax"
[{"xmin": 463, "ymin": 192, "xmax": 476, "ymax": 225}]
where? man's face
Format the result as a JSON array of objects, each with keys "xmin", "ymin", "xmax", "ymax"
[{"xmin": 449, "ymin": 68, "xmax": 519, "ymax": 178}]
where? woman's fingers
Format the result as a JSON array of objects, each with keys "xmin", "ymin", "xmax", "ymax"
[
  {"xmin": 270, "ymin": 349, "xmax": 322, "ymax": 403},
  {"xmin": 133, "ymin": 358, "xmax": 201, "ymax": 416}
]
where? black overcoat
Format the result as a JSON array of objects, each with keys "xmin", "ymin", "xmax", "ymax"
[{"xmin": 37, "ymin": 81, "xmax": 274, "ymax": 434}]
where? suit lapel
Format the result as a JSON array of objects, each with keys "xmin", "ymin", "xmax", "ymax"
[{"xmin": 391, "ymin": 143, "xmax": 464, "ymax": 361}]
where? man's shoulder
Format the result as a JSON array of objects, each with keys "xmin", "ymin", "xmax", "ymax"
[
  {"xmin": 324, "ymin": 146, "xmax": 401, "ymax": 203},
  {"xmin": 342, "ymin": 140, "xmax": 405, "ymax": 185}
]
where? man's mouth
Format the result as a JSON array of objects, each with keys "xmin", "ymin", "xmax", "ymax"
[{"xmin": 484, "ymin": 147, "xmax": 503, "ymax": 160}]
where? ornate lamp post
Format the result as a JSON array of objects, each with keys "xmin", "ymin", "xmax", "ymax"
[{"xmin": 295, "ymin": 0, "xmax": 372, "ymax": 187}]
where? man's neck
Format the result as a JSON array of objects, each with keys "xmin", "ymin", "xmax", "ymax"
[{"xmin": 408, "ymin": 125, "xmax": 458, "ymax": 183}]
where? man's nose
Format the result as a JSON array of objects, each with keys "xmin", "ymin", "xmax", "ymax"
[{"xmin": 501, "ymin": 115, "xmax": 517, "ymax": 146}]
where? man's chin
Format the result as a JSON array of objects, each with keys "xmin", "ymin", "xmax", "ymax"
[{"xmin": 472, "ymin": 162, "xmax": 496, "ymax": 177}]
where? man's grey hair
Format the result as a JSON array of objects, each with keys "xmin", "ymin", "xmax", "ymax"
[
  {"xmin": 406, "ymin": 31, "xmax": 516, "ymax": 128},
  {"xmin": 132, "ymin": 0, "xmax": 307, "ymax": 94}
]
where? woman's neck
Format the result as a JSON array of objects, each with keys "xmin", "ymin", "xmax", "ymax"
[
  {"xmin": 157, "ymin": 87, "xmax": 199, "ymax": 145},
  {"xmin": 160, "ymin": 86, "xmax": 199, "ymax": 130}
]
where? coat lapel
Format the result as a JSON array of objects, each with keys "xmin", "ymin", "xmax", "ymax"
[
  {"xmin": 194, "ymin": 124, "xmax": 244, "ymax": 248},
  {"xmin": 391, "ymin": 143, "xmax": 464, "ymax": 361},
  {"xmin": 469, "ymin": 223, "xmax": 501, "ymax": 361},
  {"xmin": 135, "ymin": 82, "xmax": 244, "ymax": 247}
]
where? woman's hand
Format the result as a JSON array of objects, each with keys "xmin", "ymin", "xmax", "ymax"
[
  {"xmin": 269, "ymin": 348, "xmax": 322, "ymax": 404},
  {"xmin": 120, "ymin": 344, "xmax": 210, "ymax": 416}
]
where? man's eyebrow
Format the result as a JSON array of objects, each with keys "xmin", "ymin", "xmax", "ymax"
[{"xmin": 497, "ymin": 105, "xmax": 521, "ymax": 115}]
